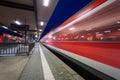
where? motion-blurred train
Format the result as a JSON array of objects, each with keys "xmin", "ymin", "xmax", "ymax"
[{"xmin": 41, "ymin": 0, "xmax": 120, "ymax": 80}]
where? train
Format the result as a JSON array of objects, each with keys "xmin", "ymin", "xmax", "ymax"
[{"xmin": 41, "ymin": 0, "xmax": 120, "ymax": 80}]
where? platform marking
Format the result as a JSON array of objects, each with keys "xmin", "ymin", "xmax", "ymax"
[{"xmin": 39, "ymin": 43, "xmax": 55, "ymax": 80}]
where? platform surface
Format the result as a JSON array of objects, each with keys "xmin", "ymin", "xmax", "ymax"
[
  {"xmin": 0, "ymin": 43, "xmax": 84, "ymax": 80},
  {"xmin": 19, "ymin": 43, "xmax": 84, "ymax": 80}
]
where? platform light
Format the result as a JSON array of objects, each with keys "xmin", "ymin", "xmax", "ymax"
[
  {"xmin": 39, "ymin": 29, "xmax": 42, "ymax": 31},
  {"xmin": 35, "ymin": 34, "xmax": 38, "ymax": 37},
  {"xmin": 14, "ymin": 20, "xmax": 21, "ymax": 25},
  {"xmin": 40, "ymin": 21, "xmax": 44, "ymax": 26},
  {"xmin": 2, "ymin": 26, "xmax": 8, "ymax": 29},
  {"xmin": 43, "ymin": 0, "xmax": 49, "ymax": 7},
  {"xmin": 69, "ymin": 27, "xmax": 75, "ymax": 30}
]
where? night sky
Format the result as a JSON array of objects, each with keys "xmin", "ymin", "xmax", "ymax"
[{"xmin": 41, "ymin": 0, "xmax": 93, "ymax": 38}]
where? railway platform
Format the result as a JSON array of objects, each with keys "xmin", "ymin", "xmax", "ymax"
[{"xmin": 0, "ymin": 43, "xmax": 84, "ymax": 80}]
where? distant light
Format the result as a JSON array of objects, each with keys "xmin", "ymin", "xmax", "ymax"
[
  {"xmin": 14, "ymin": 31, "xmax": 17, "ymax": 33},
  {"xmin": 69, "ymin": 27, "xmax": 75, "ymax": 30},
  {"xmin": 2, "ymin": 26, "xmax": 8, "ymax": 29},
  {"xmin": 39, "ymin": 29, "xmax": 42, "ymax": 31},
  {"xmin": 40, "ymin": 21, "xmax": 44, "ymax": 26},
  {"xmin": 104, "ymin": 30, "xmax": 111, "ymax": 33},
  {"xmin": 43, "ymin": 0, "xmax": 49, "ymax": 7},
  {"xmin": 14, "ymin": 20, "xmax": 21, "ymax": 25},
  {"xmin": 86, "ymin": 28, "xmax": 92, "ymax": 31},
  {"xmin": 35, "ymin": 34, "xmax": 38, "ymax": 37}
]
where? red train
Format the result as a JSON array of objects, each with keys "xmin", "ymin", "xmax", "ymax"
[{"xmin": 41, "ymin": 0, "xmax": 120, "ymax": 80}]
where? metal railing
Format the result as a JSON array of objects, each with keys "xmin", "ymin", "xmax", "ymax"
[{"xmin": 0, "ymin": 42, "xmax": 35, "ymax": 56}]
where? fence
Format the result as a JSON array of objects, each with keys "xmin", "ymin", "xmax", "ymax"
[{"xmin": 0, "ymin": 42, "xmax": 35, "ymax": 56}]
